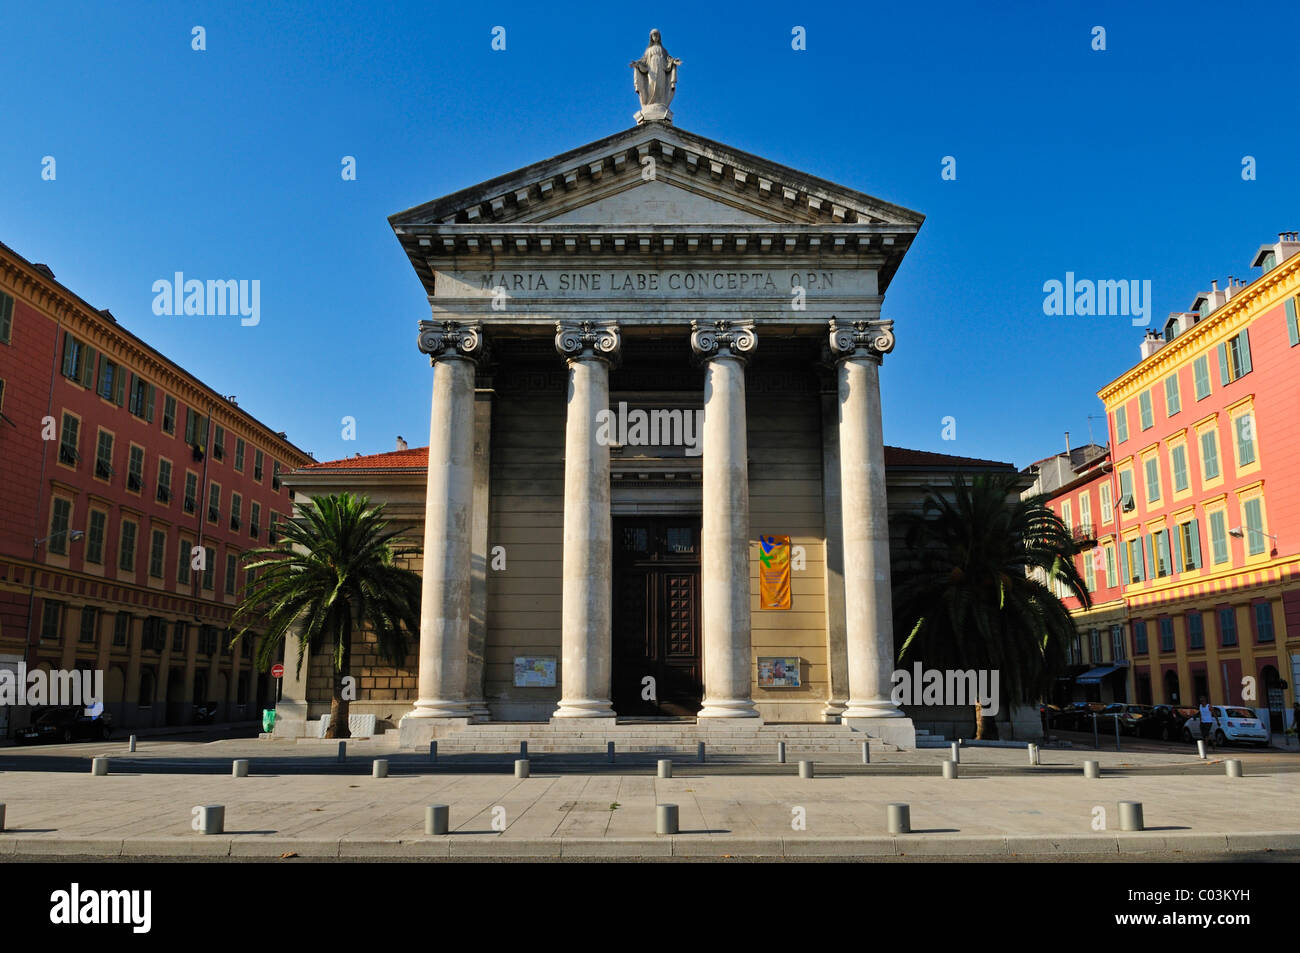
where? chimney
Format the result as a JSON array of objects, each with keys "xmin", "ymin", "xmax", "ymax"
[
  {"xmin": 1139, "ymin": 328, "xmax": 1164, "ymax": 359},
  {"xmin": 396, "ymin": 436, "xmax": 408, "ymax": 451},
  {"xmin": 1064, "ymin": 431, "xmax": 1071, "ymax": 456}
]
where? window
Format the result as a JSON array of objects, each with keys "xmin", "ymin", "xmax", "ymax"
[
  {"xmin": 95, "ymin": 430, "xmax": 114, "ymax": 481},
  {"xmin": 1100, "ymin": 482, "xmax": 1112, "ymax": 523},
  {"xmin": 40, "ymin": 601, "xmax": 63, "ymax": 642},
  {"xmin": 1144, "ymin": 457, "xmax": 1160, "ymax": 505},
  {"xmin": 1177, "ymin": 519, "xmax": 1202, "ymax": 570},
  {"xmin": 128, "ymin": 376, "xmax": 156, "ymax": 421},
  {"xmin": 1193, "ymin": 355, "xmax": 1212, "ymax": 400},
  {"xmin": 1110, "ymin": 624, "xmax": 1126, "ymax": 661},
  {"xmin": 127, "ymin": 445, "xmax": 144, "ymax": 492},
  {"xmin": 177, "ymin": 538, "xmax": 192, "ymax": 584},
  {"xmin": 86, "ymin": 510, "xmax": 106, "ymax": 564},
  {"xmin": 172, "ymin": 621, "xmax": 187, "ymax": 653},
  {"xmin": 1164, "ymin": 374, "xmax": 1181, "ymax": 416},
  {"xmin": 253, "ymin": 450, "xmax": 264, "ymax": 482},
  {"xmin": 202, "ymin": 546, "xmax": 216, "ymax": 590},
  {"xmin": 79, "ymin": 606, "xmax": 97, "ymax": 644},
  {"xmin": 149, "ymin": 530, "xmax": 166, "ymax": 578},
  {"xmin": 1171, "ymin": 445, "xmax": 1189, "ymax": 492},
  {"xmin": 1286, "ymin": 296, "xmax": 1299, "ymax": 347},
  {"xmin": 230, "ymin": 493, "xmax": 242, "ymax": 531},
  {"xmin": 1218, "ymin": 329, "xmax": 1252, "ymax": 385},
  {"xmin": 183, "ymin": 472, "xmax": 198, "ymax": 514},
  {"xmin": 118, "ymin": 519, "xmax": 137, "ymax": 572},
  {"xmin": 162, "ymin": 395, "xmax": 177, "ymax": 435},
  {"xmin": 1188, "ymin": 612, "xmax": 1204, "ymax": 650},
  {"xmin": 1104, "ymin": 544, "xmax": 1117, "ymax": 587},
  {"xmin": 1125, "ymin": 536, "xmax": 1145, "ymax": 582},
  {"xmin": 184, "ymin": 407, "xmax": 200, "ymax": 445},
  {"xmin": 1133, "ymin": 619, "xmax": 1148, "ymax": 654},
  {"xmin": 1139, "ymin": 390, "xmax": 1154, "ymax": 430},
  {"xmin": 1060, "ymin": 500, "xmax": 1072, "ymax": 530},
  {"xmin": 213, "ymin": 425, "xmax": 226, "ymax": 460},
  {"xmin": 1209, "ymin": 510, "xmax": 1229, "ymax": 564},
  {"xmin": 113, "ymin": 611, "xmax": 129, "ymax": 647},
  {"xmin": 225, "ymin": 553, "xmax": 237, "ymax": 595},
  {"xmin": 208, "ymin": 483, "xmax": 221, "ymax": 523},
  {"xmin": 1218, "ymin": 607, "xmax": 1237, "ymax": 647},
  {"xmin": 1079, "ymin": 494, "xmax": 1092, "ymax": 534},
  {"xmin": 1153, "ymin": 529, "xmax": 1171, "ymax": 577},
  {"xmin": 1157, "ymin": 617, "xmax": 1173, "ymax": 652},
  {"xmin": 1118, "ymin": 469, "xmax": 1135, "ymax": 510},
  {"xmin": 1114, "ymin": 405, "xmax": 1129, "ymax": 443},
  {"xmin": 0, "ymin": 290, "xmax": 12, "ymax": 343},
  {"xmin": 1200, "ymin": 429, "xmax": 1220, "ymax": 480},
  {"xmin": 1254, "ymin": 602, "xmax": 1275, "ymax": 643},
  {"xmin": 61, "ymin": 332, "xmax": 95, "ymax": 386},
  {"xmin": 1068, "ymin": 631, "xmax": 1081, "ymax": 665},
  {"xmin": 49, "ymin": 499, "xmax": 72, "ymax": 555},
  {"xmin": 97, "ymin": 357, "xmax": 125, "ymax": 404},
  {"xmin": 1243, "ymin": 497, "xmax": 1266, "ymax": 555},
  {"xmin": 272, "ymin": 461, "xmax": 281, "ymax": 490},
  {"xmin": 142, "ymin": 617, "xmax": 166, "ymax": 652},
  {"xmin": 1234, "ymin": 413, "xmax": 1256, "ymax": 467},
  {"xmin": 1084, "ymin": 554, "xmax": 1096, "ymax": 592},
  {"xmin": 250, "ymin": 502, "xmax": 261, "ymax": 539},
  {"xmin": 234, "ymin": 438, "xmax": 246, "ymax": 472},
  {"xmin": 1089, "ymin": 628, "xmax": 1102, "ymax": 661},
  {"xmin": 157, "ymin": 458, "xmax": 173, "ymax": 503},
  {"xmin": 58, "ymin": 413, "xmax": 79, "ymax": 466}
]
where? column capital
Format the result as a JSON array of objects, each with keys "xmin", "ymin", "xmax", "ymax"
[
  {"xmin": 690, "ymin": 319, "xmax": 757, "ymax": 364},
  {"xmin": 418, "ymin": 320, "xmax": 486, "ymax": 365},
  {"xmin": 555, "ymin": 320, "xmax": 621, "ymax": 366},
  {"xmin": 828, "ymin": 319, "xmax": 895, "ymax": 363}
]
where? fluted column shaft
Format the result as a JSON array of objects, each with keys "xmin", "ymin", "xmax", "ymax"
[
  {"xmin": 692, "ymin": 320, "xmax": 760, "ymax": 720},
  {"xmin": 553, "ymin": 322, "xmax": 620, "ymax": 719}
]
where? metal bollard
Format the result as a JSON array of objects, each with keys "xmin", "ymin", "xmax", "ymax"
[
  {"xmin": 607, "ymin": 741, "xmax": 616, "ymax": 764},
  {"xmin": 799, "ymin": 760, "xmax": 814, "ymax": 779},
  {"xmin": 1027, "ymin": 744, "xmax": 1038, "ymax": 766},
  {"xmin": 862, "ymin": 740, "xmax": 870, "ymax": 764},
  {"xmin": 1118, "ymin": 801, "xmax": 1144, "ymax": 831},
  {"xmin": 372, "ymin": 759, "xmax": 388, "ymax": 779},
  {"xmin": 337, "ymin": 741, "xmax": 346, "ymax": 763},
  {"xmin": 520, "ymin": 741, "xmax": 527, "ymax": 758},
  {"xmin": 777, "ymin": 741, "xmax": 786, "ymax": 764},
  {"xmin": 657, "ymin": 759, "xmax": 672, "ymax": 779},
  {"xmin": 198, "ymin": 804, "xmax": 224, "ymax": 835},
  {"xmin": 942, "ymin": 760, "xmax": 959, "ymax": 779},
  {"xmin": 0, "ymin": 803, "xmax": 5, "ymax": 831},
  {"xmin": 1226, "ymin": 759, "xmax": 1243, "ymax": 778},
  {"xmin": 887, "ymin": 802, "xmax": 911, "ymax": 835},
  {"xmin": 515, "ymin": 759, "xmax": 529, "ymax": 779},
  {"xmin": 1084, "ymin": 760, "xmax": 1101, "ymax": 779},
  {"xmin": 697, "ymin": 741, "xmax": 705, "ymax": 763},
  {"xmin": 425, "ymin": 804, "xmax": 449, "ymax": 835},
  {"xmin": 950, "ymin": 741, "xmax": 960, "ymax": 763},
  {"xmin": 1114, "ymin": 716, "xmax": 1121, "ymax": 752},
  {"xmin": 656, "ymin": 803, "xmax": 679, "ymax": 835},
  {"xmin": 1197, "ymin": 739, "xmax": 1207, "ymax": 760},
  {"xmin": 128, "ymin": 735, "xmax": 137, "ymax": 753},
  {"xmin": 429, "ymin": 741, "xmax": 437, "ymax": 763},
  {"xmin": 232, "ymin": 759, "xmax": 249, "ymax": 778},
  {"xmin": 91, "ymin": 757, "xmax": 109, "ymax": 776}
]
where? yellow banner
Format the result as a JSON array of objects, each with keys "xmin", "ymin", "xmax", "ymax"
[{"xmin": 759, "ymin": 534, "xmax": 791, "ymax": 610}]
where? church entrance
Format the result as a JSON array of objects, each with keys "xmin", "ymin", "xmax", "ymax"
[{"xmin": 612, "ymin": 516, "xmax": 703, "ymax": 716}]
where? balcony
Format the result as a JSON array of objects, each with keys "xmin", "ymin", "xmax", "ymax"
[{"xmin": 1071, "ymin": 523, "xmax": 1096, "ymax": 546}]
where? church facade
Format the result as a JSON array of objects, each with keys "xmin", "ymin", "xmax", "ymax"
[{"xmin": 275, "ymin": 88, "xmax": 1017, "ymax": 746}]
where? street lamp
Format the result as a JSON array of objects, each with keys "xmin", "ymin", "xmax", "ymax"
[{"xmin": 1228, "ymin": 526, "xmax": 1278, "ymax": 549}]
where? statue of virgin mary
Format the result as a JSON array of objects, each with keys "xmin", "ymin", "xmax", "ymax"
[{"xmin": 630, "ymin": 29, "xmax": 680, "ymax": 124}]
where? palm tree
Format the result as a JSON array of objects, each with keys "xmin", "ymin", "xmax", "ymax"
[
  {"xmin": 892, "ymin": 473, "xmax": 1090, "ymax": 739},
  {"xmin": 232, "ymin": 492, "xmax": 421, "ymax": 739}
]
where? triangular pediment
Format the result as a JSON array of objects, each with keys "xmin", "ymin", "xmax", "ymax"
[{"xmin": 390, "ymin": 123, "xmax": 924, "ymax": 229}]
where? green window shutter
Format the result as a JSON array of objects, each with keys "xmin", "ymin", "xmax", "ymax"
[
  {"xmin": 114, "ymin": 367, "xmax": 126, "ymax": 406},
  {"xmin": 61, "ymin": 332, "xmax": 75, "ymax": 377},
  {"xmin": 145, "ymin": 384, "xmax": 156, "ymax": 422},
  {"xmin": 1173, "ymin": 526, "xmax": 1182, "ymax": 573},
  {"xmin": 1286, "ymin": 298, "xmax": 1299, "ymax": 347},
  {"xmin": 1238, "ymin": 329, "xmax": 1252, "ymax": 375},
  {"xmin": 1120, "ymin": 540, "xmax": 1130, "ymax": 582},
  {"xmin": 0, "ymin": 292, "xmax": 13, "ymax": 343},
  {"xmin": 1218, "ymin": 343, "xmax": 1230, "ymax": 385},
  {"xmin": 1143, "ymin": 535, "xmax": 1153, "ymax": 579},
  {"xmin": 81, "ymin": 346, "xmax": 96, "ymax": 388},
  {"xmin": 95, "ymin": 354, "xmax": 106, "ymax": 397},
  {"xmin": 1190, "ymin": 519, "xmax": 1202, "ymax": 568}
]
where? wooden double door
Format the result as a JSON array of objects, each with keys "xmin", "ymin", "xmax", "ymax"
[{"xmin": 611, "ymin": 517, "xmax": 703, "ymax": 716}]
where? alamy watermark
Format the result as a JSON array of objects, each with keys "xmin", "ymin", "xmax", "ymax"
[
  {"xmin": 0, "ymin": 664, "xmax": 103, "ymax": 707},
  {"xmin": 1042, "ymin": 272, "xmax": 1151, "ymax": 327},
  {"xmin": 595, "ymin": 401, "xmax": 702, "ymax": 457},
  {"xmin": 890, "ymin": 662, "xmax": 1000, "ymax": 716},
  {"xmin": 151, "ymin": 272, "xmax": 260, "ymax": 326}
]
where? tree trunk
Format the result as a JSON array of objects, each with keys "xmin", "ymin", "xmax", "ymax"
[
  {"xmin": 974, "ymin": 701, "xmax": 984, "ymax": 740},
  {"xmin": 325, "ymin": 624, "xmax": 352, "ymax": 739}
]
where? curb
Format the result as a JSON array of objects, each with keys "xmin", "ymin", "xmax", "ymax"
[{"xmin": 3, "ymin": 830, "xmax": 1298, "ymax": 859}]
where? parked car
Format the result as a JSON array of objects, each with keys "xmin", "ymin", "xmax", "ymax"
[
  {"xmin": 1096, "ymin": 703, "xmax": 1155, "ymax": 735},
  {"xmin": 1143, "ymin": 705, "xmax": 1198, "ymax": 741},
  {"xmin": 1182, "ymin": 706, "xmax": 1270, "ymax": 746},
  {"xmin": 1055, "ymin": 701, "xmax": 1105, "ymax": 731},
  {"xmin": 193, "ymin": 703, "xmax": 219, "ymax": 725},
  {"xmin": 14, "ymin": 706, "xmax": 113, "ymax": 745}
]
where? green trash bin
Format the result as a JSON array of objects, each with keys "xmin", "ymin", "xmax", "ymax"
[{"xmin": 262, "ymin": 709, "xmax": 276, "ymax": 733}]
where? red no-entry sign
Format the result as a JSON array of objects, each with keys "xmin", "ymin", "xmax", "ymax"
[{"xmin": 271, "ymin": 664, "xmax": 284, "ymax": 678}]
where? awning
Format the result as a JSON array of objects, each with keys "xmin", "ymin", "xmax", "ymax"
[{"xmin": 1076, "ymin": 664, "xmax": 1125, "ymax": 685}]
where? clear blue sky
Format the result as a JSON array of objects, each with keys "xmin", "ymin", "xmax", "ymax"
[{"xmin": 3, "ymin": 0, "xmax": 1296, "ymax": 468}]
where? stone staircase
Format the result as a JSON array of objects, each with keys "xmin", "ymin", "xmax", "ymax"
[{"xmin": 406, "ymin": 721, "xmax": 934, "ymax": 757}]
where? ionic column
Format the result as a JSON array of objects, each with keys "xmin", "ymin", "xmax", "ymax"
[
  {"xmin": 552, "ymin": 321, "xmax": 620, "ymax": 720},
  {"xmin": 403, "ymin": 321, "xmax": 484, "ymax": 726},
  {"xmin": 829, "ymin": 319, "xmax": 914, "ymax": 746},
  {"xmin": 691, "ymin": 320, "xmax": 761, "ymax": 721}
]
